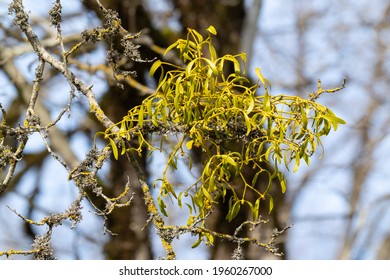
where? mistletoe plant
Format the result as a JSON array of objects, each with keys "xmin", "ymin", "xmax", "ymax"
[{"xmin": 103, "ymin": 26, "xmax": 345, "ymax": 246}]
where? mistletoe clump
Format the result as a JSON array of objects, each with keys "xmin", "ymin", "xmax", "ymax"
[{"xmin": 103, "ymin": 26, "xmax": 345, "ymax": 240}]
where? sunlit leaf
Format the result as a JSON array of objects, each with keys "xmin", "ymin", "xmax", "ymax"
[
  {"xmin": 191, "ymin": 29, "xmax": 203, "ymax": 43},
  {"xmin": 138, "ymin": 105, "xmax": 144, "ymax": 127},
  {"xmin": 204, "ymin": 232, "xmax": 214, "ymax": 246},
  {"xmin": 206, "ymin": 25, "xmax": 217, "ymax": 35},
  {"xmin": 185, "ymin": 203, "xmax": 193, "ymax": 216},
  {"xmin": 240, "ymin": 52, "xmax": 247, "ymax": 63},
  {"xmin": 268, "ymin": 194, "xmax": 274, "ymax": 214},
  {"xmin": 208, "ymin": 42, "xmax": 217, "ymax": 61},
  {"xmin": 149, "ymin": 60, "xmax": 161, "ymax": 77},
  {"xmin": 230, "ymin": 75, "xmax": 250, "ymax": 85},
  {"xmin": 191, "ymin": 236, "xmax": 202, "ymax": 248},
  {"xmin": 245, "ymin": 95, "xmax": 255, "ymax": 114},
  {"xmin": 320, "ymin": 113, "xmax": 346, "ymax": 131},
  {"xmin": 186, "ymin": 140, "xmax": 194, "ymax": 150},
  {"xmin": 301, "ymin": 104, "xmax": 308, "ymax": 128},
  {"xmin": 202, "ymin": 187, "xmax": 213, "ymax": 202},
  {"xmin": 160, "ymin": 99, "xmax": 167, "ymax": 124},
  {"xmin": 263, "ymin": 92, "xmax": 271, "ymax": 112},
  {"xmin": 187, "ymin": 215, "xmax": 194, "ymax": 226},
  {"xmin": 293, "ymin": 152, "xmax": 300, "ymax": 173},
  {"xmin": 227, "ymin": 200, "xmax": 241, "ymax": 222},
  {"xmin": 178, "ymin": 192, "xmax": 183, "ymax": 208},
  {"xmin": 264, "ymin": 144, "xmax": 273, "ymax": 161},
  {"xmin": 158, "ymin": 196, "xmax": 168, "ymax": 217},
  {"xmin": 224, "ymin": 155, "xmax": 237, "ymax": 167},
  {"xmin": 164, "ymin": 41, "xmax": 179, "ymax": 55},
  {"xmin": 108, "ymin": 137, "xmax": 118, "ymax": 160},
  {"xmin": 185, "ymin": 59, "xmax": 196, "ymax": 77},
  {"xmin": 120, "ymin": 139, "xmax": 126, "ymax": 156},
  {"xmin": 162, "ymin": 180, "xmax": 177, "ymax": 198},
  {"xmin": 255, "ymin": 67, "xmax": 272, "ymax": 91},
  {"xmin": 225, "ymin": 55, "xmax": 240, "ymax": 75},
  {"xmin": 207, "ymin": 169, "xmax": 218, "ymax": 192},
  {"xmin": 243, "ymin": 113, "xmax": 251, "ymax": 136},
  {"xmin": 278, "ymin": 172, "xmax": 287, "ymax": 193},
  {"xmin": 203, "ymin": 58, "xmax": 219, "ymax": 76},
  {"xmin": 146, "ymin": 98, "xmax": 153, "ymax": 119},
  {"xmin": 303, "ymin": 152, "xmax": 310, "ymax": 165},
  {"xmin": 152, "ymin": 108, "xmax": 158, "ymax": 127}
]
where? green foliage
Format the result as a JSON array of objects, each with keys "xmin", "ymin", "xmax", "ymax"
[{"xmin": 104, "ymin": 26, "xmax": 345, "ymax": 229}]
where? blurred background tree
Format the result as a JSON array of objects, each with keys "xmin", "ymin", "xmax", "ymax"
[{"xmin": 0, "ymin": 0, "xmax": 389, "ymax": 260}]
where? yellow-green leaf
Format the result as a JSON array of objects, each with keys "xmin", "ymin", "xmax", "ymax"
[
  {"xmin": 185, "ymin": 59, "xmax": 196, "ymax": 77},
  {"xmin": 268, "ymin": 194, "xmax": 274, "ymax": 214},
  {"xmin": 206, "ymin": 25, "xmax": 217, "ymax": 35},
  {"xmin": 263, "ymin": 92, "xmax": 271, "ymax": 112},
  {"xmin": 138, "ymin": 105, "xmax": 144, "ymax": 127},
  {"xmin": 187, "ymin": 214, "xmax": 194, "ymax": 226},
  {"xmin": 174, "ymin": 82, "xmax": 182, "ymax": 111},
  {"xmin": 224, "ymin": 155, "xmax": 237, "ymax": 167},
  {"xmin": 146, "ymin": 98, "xmax": 153, "ymax": 117},
  {"xmin": 293, "ymin": 153, "xmax": 300, "ymax": 173},
  {"xmin": 264, "ymin": 145, "xmax": 273, "ymax": 161},
  {"xmin": 245, "ymin": 95, "xmax": 255, "ymax": 114},
  {"xmin": 120, "ymin": 140, "xmax": 126, "ymax": 156},
  {"xmin": 164, "ymin": 41, "xmax": 179, "ymax": 56},
  {"xmin": 253, "ymin": 197, "xmax": 261, "ymax": 220},
  {"xmin": 278, "ymin": 172, "xmax": 287, "ymax": 193},
  {"xmin": 108, "ymin": 137, "xmax": 118, "ymax": 160},
  {"xmin": 204, "ymin": 233, "xmax": 214, "ymax": 246},
  {"xmin": 202, "ymin": 187, "xmax": 213, "ymax": 202},
  {"xmin": 160, "ymin": 99, "xmax": 167, "ymax": 124},
  {"xmin": 203, "ymin": 58, "xmax": 219, "ymax": 76},
  {"xmin": 226, "ymin": 55, "xmax": 240, "ymax": 74},
  {"xmin": 240, "ymin": 52, "xmax": 247, "ymax": 63},
  {"xmin": 158, "ymin": 196, "xmax": 168, "ymax": 217},
  {"xmin": 149, "ymin": 60, "xmax": 161, "ymax": 77},
  {"xmin": 208, "ymin": 43, "xmax": 217, "ymax": 61},
  {"xmin": 119, "ymin": 121, "xmax": 127, "ymax": 138},
  {"xmin": 191, "ymin": 29, "xmax": 203, "ymax": 43},
  {"xmin": 227, "ymin": 200, "xmax": 241, "ymax": 222},
  {"xmin": 186, "ymin": 140, "xmax": 194, "ymax": 150},
  {"xmin": 301, "ymin": 104, "xmax": 308, "ymax": 128},
  {"xmin": 208, "ymin": 172, "xmax": 216, "ymax": 192},
  {"xmin": 191, "ymin": 236, "xmax": 202, "ymax": 248},
  {"xmin": 178, "ymin": 192, "xmax": 183, "ymax": 208},
  {"xmin": 255, "ymin": 67, "xmax": 272, "ymax": 91},
  {"xmin": 243, "ymin": 113, "xmax": 251, "ymax": 136},
  {"xmin": 204, "ymin": 161, "xmax": 211, "ymax": 176},
  {"xmin": 320, "ymin": 113, "xmax": 346, "ymax": 131}
]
